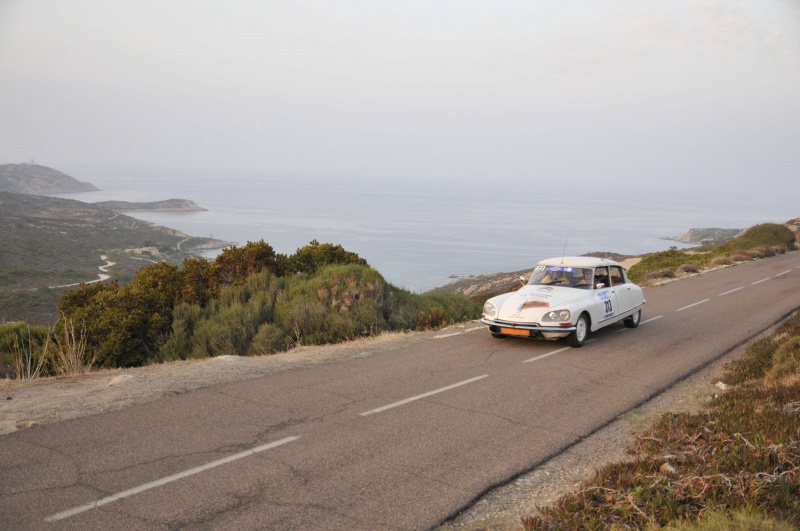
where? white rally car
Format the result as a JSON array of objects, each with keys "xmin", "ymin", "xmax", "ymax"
[{"xmin": 481, "ymin": 256, "xmax": 645, "ymax": 347}]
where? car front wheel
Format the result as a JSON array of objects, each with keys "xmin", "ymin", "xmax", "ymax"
[
  {"xmin": 567, "ymin": 314, "xmax": 588, "ymax": 347},
  {"xmin": 624, "ymin": 309, "xmax": 641, "ymax": 328}
]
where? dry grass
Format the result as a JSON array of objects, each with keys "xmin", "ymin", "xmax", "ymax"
[
  {"xmin": 521, "ymin": 311, "xmax": 800, "ymax": 530},
  {"xmin": 708, "ymin": 256, "xmax": 733, "ymax": 267}
]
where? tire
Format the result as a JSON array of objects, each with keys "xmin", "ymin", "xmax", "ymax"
[
  {"xmin": 567, "ymin": 314, "xmax": 588, "ymax": 347},
  {"xmin": 490, "ymin": 332, "xmax": 506, "ymax": 338},
  {"xmin": 624, "ymin": 309, "xmax": 641, "ymax": 328}
]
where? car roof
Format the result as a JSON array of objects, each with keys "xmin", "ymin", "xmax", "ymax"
[{"xmin": 536, "ymin": 256, "xmax": 622, "ymax": 268}]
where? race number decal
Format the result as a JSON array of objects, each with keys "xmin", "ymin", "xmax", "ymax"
[
  {"xmin": 603, "ymin": 299, "xmax": 614, "ymax": 319},
  {"xmin": 597, "ymin": 290, "xmax": 614, "ymax": 320}
]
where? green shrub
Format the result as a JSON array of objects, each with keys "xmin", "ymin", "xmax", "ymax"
[
  {"xmin": 270, "ymin": 264, "xmax": 388, "ymax": 345},
  {"xmin": 153, "ymin": 264, "xmax": 480, "ymax": 361},
  {"xmin": 289, "ymin": 240, "xmax": 368, "ymax": 274},
  {"xmin": 155, "ymin": 303, "xmax": 203, "ymax": 363},
  {"xmin": 416, "ymin": 306, "xmax": 448, "ymax": 329},
  {"xmin": 248, "ymin": 323, "xmax": 290, "ymax": 355},
  {"xmin": 210, "ymin": 240, "xmax": 285, "ymax": 288},
  {"xmin": 727, "ymin": 223, "xmax": 796, "ymax": 252},
  {"xmin": 188, "ymin": 319, "xmax": 239, "ymax": 358}
]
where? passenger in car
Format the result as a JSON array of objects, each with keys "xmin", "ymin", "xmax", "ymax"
[{"xmin": 594, "ymin": 267, "xmax": 610, "ymax": 288}]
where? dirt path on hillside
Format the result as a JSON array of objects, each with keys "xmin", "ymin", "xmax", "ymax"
[{"xmin": 47, "ymin": 255, "xmax": 115, "ymax": 289}]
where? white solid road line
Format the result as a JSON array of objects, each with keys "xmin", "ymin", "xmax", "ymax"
[
  {"xmin": 360, "ymin": 375, "xmax": 489, "ymax": 416},
  {"xmin": 719, "ymin": 287, "xmax": 744, "ymax": 296},
  {"xmin": 676, "ymin": 299, "xmax": 710, "ymax": 312},
  {"xmin": 45, "ymin": 436, "xmax": 300, "ymax": 523}
]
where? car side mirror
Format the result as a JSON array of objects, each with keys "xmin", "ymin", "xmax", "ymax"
[
  {"xmin": 519, "ymin": 276, "xmax": 527, "ymax": 287},
  {"xmin": 595, "ymin": 282, "xmax": 606, "ymax": 289}
]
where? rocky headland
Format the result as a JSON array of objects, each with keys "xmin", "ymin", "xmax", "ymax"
[
  {"xmin": 665, "ymin": 227, "xmax": 743, "ymax": 244},
  {"xmin": 0, "ymin": 162, "xmax": 98, "ymax": 194},
  {"xmin": 94, "ymin": 199, "xmax": 207, "ymax": 212}
]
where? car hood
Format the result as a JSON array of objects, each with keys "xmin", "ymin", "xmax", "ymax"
[{"xmin": 493, "ymin": 285, "xmax": 589, "ymax": 323}]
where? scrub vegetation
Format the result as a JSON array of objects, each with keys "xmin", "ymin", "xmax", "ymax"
[
  {"xmin": 0, "ymin": 240, "xmax": 480, "ymax": 377},
  {"xmin": 628, "ymin": 223, "xmax": 798, "ymax": 284},
  {"xmin": 521, "ymin": 310, "xmax": 800, "ymax": 530}
]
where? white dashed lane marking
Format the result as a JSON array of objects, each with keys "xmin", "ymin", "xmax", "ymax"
[
  {"xmin": 432, "ymin": 326, "xmax": 484, "ymax": 339},
  {"xmin": 522, "ymin": 346, "xmax": 571, "ymax": 363},
  {"xmin": 360, "ymin": 375, "xmax": 489, "ymax": 416},
  {"xmin": 640, "ymin": 315, "xmax": 663, "ymax": 325},
  {"xmin": 676, "ymin": 299, "xmax": 709, "ymax": 312},
  {"xmin": 46, "ymin": 436, "xmax": 300, "ymax": 522},
  {"xmin": 720, "ymin": 287, "xmax": 744, "ymax": 296}
]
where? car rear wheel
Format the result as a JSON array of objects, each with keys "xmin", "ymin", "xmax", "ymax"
[
  {"xmin": 567, "ymin": 314, "xmax": 588, "ymax": 347},
  {"xmin": 624, "ymin": 309, "xmax": 641, "ymax": 328}
]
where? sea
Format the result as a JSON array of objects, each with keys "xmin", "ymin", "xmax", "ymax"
[{"xmin": 52, "ymin": 171, "xmax": 799, "ymax": 293}]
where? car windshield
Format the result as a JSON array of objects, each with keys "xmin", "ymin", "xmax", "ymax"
[{"xmin": 528, "ymin": 265, "xmax": 594, "ymax": 289}]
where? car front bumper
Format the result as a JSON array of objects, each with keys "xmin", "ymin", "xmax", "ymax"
[{"xmin": 480, "ymin": 318, "xmax": 576, "ymax": 339}]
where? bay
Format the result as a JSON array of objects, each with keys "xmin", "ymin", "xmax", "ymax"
[{"xmin": 55, "ymin": 171, "xmax": 798, "ymax": 292}]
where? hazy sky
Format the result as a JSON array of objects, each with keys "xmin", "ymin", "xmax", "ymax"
[{"xmin": 1, "ymin": 1, "xmax": 798, "ymax": 186}]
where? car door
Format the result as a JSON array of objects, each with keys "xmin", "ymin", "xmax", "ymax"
[
  {"xmin": 609, "ymin": 265, "xmax": 635, "ymax": 314},
  {"xmin": 591, "ymin": 285, "xmax": 620, "ymax": 328}
]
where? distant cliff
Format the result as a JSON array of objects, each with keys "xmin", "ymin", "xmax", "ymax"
[
  {"xmin": 95, "ymin": 199, "xmax": 207, "ymax": 212},
  {"xmin": 0, "ymin": 163, "xmax": 98, "ymax": 194}
]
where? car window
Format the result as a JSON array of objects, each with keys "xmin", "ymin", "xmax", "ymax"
[
  {"xmin": 594, "ymin": 267, "xmax": 610, "ymax": 288},
  {"xmin": 529, "ymin": 266, "xmax": 593, "ymax": 288},
  {"xmin": 610, "ymin": 266, "xmax": 625, "ymax": 285}
]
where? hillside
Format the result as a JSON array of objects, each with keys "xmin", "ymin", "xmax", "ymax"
[
  {"xmin": 0, "ymin": 191, "xmax": 226, "ymax": 324},
  {"xmin": 0, "ymin": 163, "xmax": 98, "ymax": 194},
  {"xmin": 94, "ymin": 199, "xmax": 207, "ymax": 212}
]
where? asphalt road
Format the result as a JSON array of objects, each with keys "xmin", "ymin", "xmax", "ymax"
[{"xmin": 2, "ymin": 252, "xmax": 799, "ymax": 530}]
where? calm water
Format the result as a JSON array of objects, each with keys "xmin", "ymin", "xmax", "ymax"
[{"xmin": 54, "ymin": 172, "xmax": 798, "ymax": 292}]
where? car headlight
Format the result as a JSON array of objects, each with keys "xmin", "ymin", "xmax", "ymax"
[
  {"xmin": 543, "ymin": 309, "xmax": 571, "ymax": 322},
  {"xmin": 483, "ymin": 301, "xmax": 497, "ymax": 319}
]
